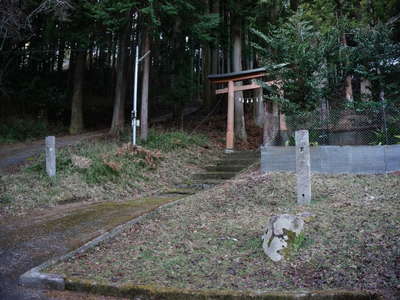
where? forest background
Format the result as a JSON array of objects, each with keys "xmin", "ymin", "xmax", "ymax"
[{"xmin": 0, "ymin": 0, "xmax": 399, "ymax": 144}]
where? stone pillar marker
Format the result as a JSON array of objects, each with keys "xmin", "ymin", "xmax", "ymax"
[
  {"xmin": 295, "ymin": 130, "xmax": 311, "ymax": 204},
  {"xmin": 46, "ymin": 136, "xmax": 56, "ymax": 177}
]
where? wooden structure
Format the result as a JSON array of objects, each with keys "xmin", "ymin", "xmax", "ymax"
[{"xmin": 208, "ymin": 67, "xmax": 268, "ymax": 152}]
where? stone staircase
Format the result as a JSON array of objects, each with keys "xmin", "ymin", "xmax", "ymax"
[{"xmin": 182, "ymin": 150, "xmax": 260, "ymax": 190}]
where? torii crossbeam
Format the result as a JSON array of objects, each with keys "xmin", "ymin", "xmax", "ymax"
[{"xmin": 208, "ymin": 67, "xmax": 269, "ymax": 153}]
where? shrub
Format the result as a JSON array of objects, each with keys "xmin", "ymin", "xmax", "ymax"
[
  {"xmin": 141, "ymin": 130, "xmax": 208, "ymax": 152},
  {"xmin": 0, "ymin": 118, "xmax": 65, "ymax": 144}
]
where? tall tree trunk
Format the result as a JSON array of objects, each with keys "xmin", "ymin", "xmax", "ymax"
[
  {"xmin": 342, "ymin": 34, "xmax": 353, "ymax": 103},
  {"xmin": 202, "ymin": 0, "xmax": 210, "ymax": 107},
  {"xmin": 109, "ymin": 25, "xmax": 130, "ymax": 136},
  {"xmin": 140, "ymin": 30, "xmax": 151, "ymax": 141},
  {"xmin": 279, "ymin": 113, "xmax": 289, "ymax": 145},
  {"xmin": 263, "ymin": 101, "xmax": 279, "ymax": 146},
  {"xmin": 203, "ymin": 44, "xmax": 212, "ymax": 108},
  {"xmin": 232, "ymin": 18, "xmax": 247, "ymax": 141},
  {"xmin": 211, "ymin": 0, "xmax": 220, "ymax": 75},
  {"xmin": 69, "ymin": 50, "xmax": 86, "ymax": 134},
  {"xmin": 360, "ymin": 78, "xmax": 372, "ymax": 101},
  {"xmin": 57, "ymin": 38, "xmax": 65, "ymax": 72},
  {"xmin": 345, "ymin": 75, "xmax": 353, "ymax": 102},
  {"xmin": 254, "ymin": 85, "xmax": 264, "ymax": 127},
  {"xmin": 290, "ymin": 0, "xmax": 300, "ymax": 11},
  {"xmin": 171, "ymin": 16, "xmax": 185, "ymax": 127}
]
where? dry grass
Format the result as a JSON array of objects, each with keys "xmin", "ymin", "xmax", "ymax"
[
  {"xmin": 0, "ymin": 131, "xmax": 220, "ymax": 216},
  {"xmin": 47, "ymin": 171, "xmax": 400, "ymax": 299}
]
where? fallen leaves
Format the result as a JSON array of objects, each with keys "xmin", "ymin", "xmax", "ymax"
[
  {"xmin": 47, "ymin": 172, "xmax": 400, "ymax": 299},
  {"xmin": 116, "ymin": 144, "xmax": 163, "ymax": 169}
]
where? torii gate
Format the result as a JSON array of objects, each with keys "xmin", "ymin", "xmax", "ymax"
[{"xmin": 208, "ymin": 67, "xmax": 272, "ymax": 152}]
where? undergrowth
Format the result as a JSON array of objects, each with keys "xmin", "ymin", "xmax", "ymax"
[
  {"xmin": 0, "ymin": 129, "xmax": 216, "ymax": 215},
  {"xmin": 141, "ymin": 130, "xmax": 208, "ymax": 152},
  {"xmin": 0, "ymin": 118, "xmax": 66, "ymax": 144}
]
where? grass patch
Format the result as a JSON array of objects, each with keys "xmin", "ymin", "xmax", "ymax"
[
  {"xmin": 46, "ymin": 172, "xmax": 400, "ymax": 299},
  {"xmin": 141, "ymin": 130, "xmax": 208, "ymax": 152},
  {"xmin": 0, "ymin": 193, "xmax": 13, "ymax": 206},
  {"xmin": 0, "ymin": 129, "xmax": 219, "ymax": 215}
]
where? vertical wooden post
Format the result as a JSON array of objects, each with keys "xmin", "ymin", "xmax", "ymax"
[
  {"xmin": 295, "ymin": 130, "xmax": 311, "ymax": 205},
  {"xmin": 46, "ymin": 136, "xmax": 56, "ymax": 177},
  {"xmin": 226, "ymin": 80, "xmax": 234, "ymax": 152}
]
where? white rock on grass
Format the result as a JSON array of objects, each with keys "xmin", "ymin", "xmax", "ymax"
[
  {"xmin": 71, "ymin": 155, "xmax": 92, "ymax": 169},
  {"xmin": 262, "ymin": 214, "xmax": 304, "ymax": 262}
]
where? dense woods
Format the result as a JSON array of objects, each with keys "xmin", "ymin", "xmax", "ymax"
[{"xmin": 1, "ymin": 0, "xmax": 399, "ymax": 144}]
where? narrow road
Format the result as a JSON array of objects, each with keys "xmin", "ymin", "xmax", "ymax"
[
  {"xmin": 0, "ymin": 196, "xmax": 185, "ymax": 299},
  {"xmin": 0, "ymin": 130, "xmax": 106, "ymax": 174}
]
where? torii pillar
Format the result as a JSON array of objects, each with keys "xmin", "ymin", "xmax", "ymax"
[{"xmin": 208, "ymin": 67, "xmax": 268, "ymax": 153}]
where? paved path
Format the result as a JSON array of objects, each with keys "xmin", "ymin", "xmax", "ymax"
[
  {"xmin": 0, "ymin": 130, "xmax": 106, "ymax": 174},
  {"xmin": 0, "ymin": 137, "xmax": 254, "ymax": 299},
  {"xmin": 0, "ymin": 195, "xmax": 185, "ymax": 299}
]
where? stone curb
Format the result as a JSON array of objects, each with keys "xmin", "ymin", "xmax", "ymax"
[
  {"xmin": 19, "ymin": 189, "xmax": 382, "ymax": 300},
  {"xmin": 19, "ymin": 194, "xmax": 197, "ymax": 290},
  {"xmin": 63, "ymin": 278, "xmax": 381, "ymax": 299}
]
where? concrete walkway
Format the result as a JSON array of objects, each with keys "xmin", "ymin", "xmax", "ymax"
[
  {"xmin": 0, "ymin": 148, "xmax": 256, "ymax": 299},
  {"xmin": 0, "ymin": 195, "xmax": 187, "ymax": 299}
]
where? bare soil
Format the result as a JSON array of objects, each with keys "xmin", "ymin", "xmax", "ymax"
[{"xmin": 48, "ymin": 171, "xmax": 400, "ymax": 299}]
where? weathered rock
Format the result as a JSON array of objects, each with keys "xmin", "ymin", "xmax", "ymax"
[
  {"xmin": 262, "ymin": 214, "xmax": 304, "ymax": 262},
  {"xmin": 297, "ymin": 211, "xmax": 316, "ymax": 223},
  {"xmin": 71, "ymin": 155, "xmax": 92, "ymax": 169}
]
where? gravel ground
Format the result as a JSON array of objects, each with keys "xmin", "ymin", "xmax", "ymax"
[{"xmin": 48, "ymin": 171, "xmax": 400, "ymax": 299}]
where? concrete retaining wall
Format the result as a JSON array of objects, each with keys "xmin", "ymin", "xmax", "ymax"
[{"xmin": 261, "ymin": 145, "xmax": 400, "ymax": 174}]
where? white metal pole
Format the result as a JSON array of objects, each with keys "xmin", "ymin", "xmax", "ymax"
[{"xmin": 132, "ymin": 45, "xmax": 139, "ymax": 145}]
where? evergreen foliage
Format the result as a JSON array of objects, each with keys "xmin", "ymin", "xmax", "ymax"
[{"xmin": 0, "ymin": 0, "xmax": 399, "ymax": 139}]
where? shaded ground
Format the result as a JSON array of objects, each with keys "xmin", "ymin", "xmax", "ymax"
[{"xmin": 47, "ymin": 171, "xmax": 400, "ymax": 299}]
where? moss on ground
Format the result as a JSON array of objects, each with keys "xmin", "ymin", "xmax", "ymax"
[
  {"xmin": 47, "ymin": 172, "xmax": 400, "ymax": 299},
  {"xmin": 0, "ymin": 196, "xmax": 182, "ymax": 250},
  {"xmin": 64, "ymin": 278, "xmax": 378, "ymax": 300},
  {"xmin": 0, "ymin": 129, "xmax": 220, "ymax": 216}
]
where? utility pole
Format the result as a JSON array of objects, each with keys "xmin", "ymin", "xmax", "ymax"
[{"xmin": 131, "ymin": 45, "xmax": 150, "ymax": 145}]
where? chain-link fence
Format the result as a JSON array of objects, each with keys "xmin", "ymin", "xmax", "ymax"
[{"xmin": 278, "ymin": 105, "xmax": 400, "ymax": 146}]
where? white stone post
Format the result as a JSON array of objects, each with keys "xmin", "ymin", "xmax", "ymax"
[
  {"xmin": 295, "ymin": 130, "xmax": 311, "ymax": 204},
  {"xmin": 45, "ymin": 136, "xmax": 56, "ymax": 177}
]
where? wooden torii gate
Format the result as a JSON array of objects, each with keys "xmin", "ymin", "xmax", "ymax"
[{"xmin": 208, "ymin": 67, "xmax": 269, "ymax": 153}]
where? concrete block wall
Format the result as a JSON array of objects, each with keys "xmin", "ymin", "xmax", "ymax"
[{"xmin": 261, "ymin": 145, "xmax": 400, "ymax": 174}]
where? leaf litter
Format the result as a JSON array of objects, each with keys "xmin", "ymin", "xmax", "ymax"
[{"xmin": 48, "ymin": 171, "xmax": 400, "ymax": 299}]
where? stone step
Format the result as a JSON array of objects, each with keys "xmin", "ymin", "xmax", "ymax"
[
  {"xmin": 159, "ymin": 188, "xmax": 197, "ymax": 196},
  {"xmin": 204, "ymin": 165, "xmax": 248, "ymax": 173},
  {"xmin": 187, "ymin": 179, "xmax": 226, "ymax": 189},
  {"xmin": 193, "ymin": 172, "xmax": 237, "ymax": 180},
  {"xmin": 222, "ymin": 152, "xmax": 260, "ymax": 159},
  {"xmin": 222, "ymin": 155, "xmax": 260, "ymax": 161},
  {"xmin": 176, "ymin": 181, "xmax": 224, "ymax": 190},
  {"xmin": 215, "ymin": 158, "xmax": 258, "ymax": 166},
  {"xmin": 223, "ymin": 150, "xmax": 260, "ymax": 156}
]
